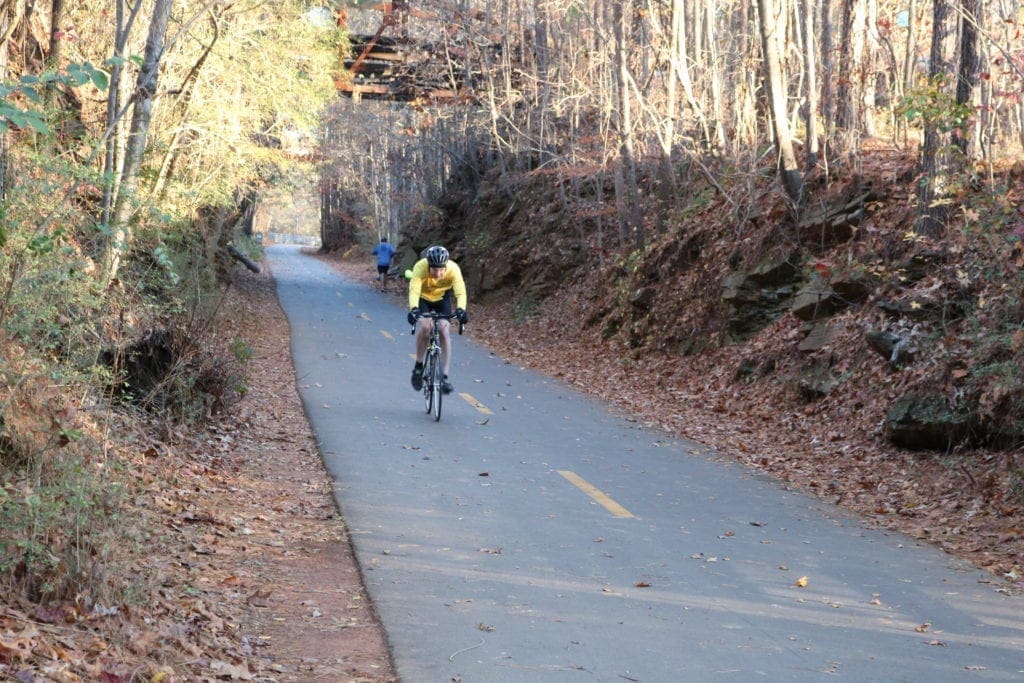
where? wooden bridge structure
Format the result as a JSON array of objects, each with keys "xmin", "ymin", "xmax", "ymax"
[{"xmin": 334, "ymin": 1, "xmax": 494, "ymax": 105}]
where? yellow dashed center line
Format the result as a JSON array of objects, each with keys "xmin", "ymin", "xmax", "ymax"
[
  {"xmin": 380, "ymin": 330, "xmax": 394, "ymax": 340},
  {"xmin": 558, "ymin": 470, "xmax": 635, "ymax": 518},
  {"xmin": 459, "ymin": 392, "xmax": 493, "ymax": 415}
]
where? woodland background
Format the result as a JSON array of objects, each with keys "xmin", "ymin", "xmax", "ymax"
[{"xmin": 1, "ymin": 0, "xmax": 1023, "ymax": 680}]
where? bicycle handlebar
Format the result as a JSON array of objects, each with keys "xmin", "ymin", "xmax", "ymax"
[{"xmin": 411, "ymin": 311, "xmax": 464, "ymax": 335}]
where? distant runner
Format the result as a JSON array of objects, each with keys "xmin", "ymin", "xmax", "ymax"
[{"xmin": 372, "ymin": 236, "xmax": 396, "ymax": 290}]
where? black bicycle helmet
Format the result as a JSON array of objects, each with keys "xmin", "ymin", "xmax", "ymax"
[{"xmin": 425, "ymin": 245, "xmax": 449, "ymax": 267}]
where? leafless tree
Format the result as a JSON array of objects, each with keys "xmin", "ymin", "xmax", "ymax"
[
  {"xmin": 914, "ymin": 0, "xmax": 953, "ymax": 239},
  {"xmin": 102, "ymin": 0, "xmax": 175, "ymax": 285},
  {"xmin": 758, "ymin": 0, "xmax": 804, "ymax": 206}
]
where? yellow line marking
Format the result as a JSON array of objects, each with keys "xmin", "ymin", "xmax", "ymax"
[
  {"xmin": 557, "ymin": 470, "xmax": 635, "ymax": 518},
  {"xmin": 459, "ymin": 393, "xmax": 493, "ymax": 415},
  {"xmin": 380, "ymin": 330, "xmax": 394, "ymax": 340}
]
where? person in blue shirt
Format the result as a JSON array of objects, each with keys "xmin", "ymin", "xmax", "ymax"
[{"xmin": 371, "ymin": 236, "xmax": 396, "ymax": 290}]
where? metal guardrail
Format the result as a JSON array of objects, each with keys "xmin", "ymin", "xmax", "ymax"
[{"xmin": 264, "ymin": 231, "xmax": 320, "ymax": 247}]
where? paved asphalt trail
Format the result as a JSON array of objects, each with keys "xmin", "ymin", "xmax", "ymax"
[{"xmin": 269, "ymin": 245, "xmax": 1023, "ymax": 682}]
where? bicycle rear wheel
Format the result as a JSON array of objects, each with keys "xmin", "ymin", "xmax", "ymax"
[{"xmin": 430, "ymin": 355, "xmax": 443, "ymax": 421}]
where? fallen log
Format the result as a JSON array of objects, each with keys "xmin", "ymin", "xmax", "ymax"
[{"xmin": 226, "ymin": 244, "xmax": 260, "ymax": 273}]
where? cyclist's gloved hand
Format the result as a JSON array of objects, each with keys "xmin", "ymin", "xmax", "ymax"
[
  {"xmin": 456, "ymin": 308, "xmax": 469, "ymax": 324},
  {"xmin": 407, "ymin": 308, "xmax": 419, "ymax": 326}
]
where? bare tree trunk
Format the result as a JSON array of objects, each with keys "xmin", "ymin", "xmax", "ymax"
[
  {"xmin": 102, "ymin": 0, "xmax": 175, "ymax": 285},
  {"xmin": 835, "ymin": 0, "xmax": 867, "ymax": 155},
  {"xmin": 644, "ymin": 0, "xmax": 682, "ymax": 234},
  {"xmin": 0, "ymin": 1, "xmax": 13, "ymax": 200},
  {"xmin": 903, "ymin": 0, "xmax": 918, "ymax": 93},
  {"xmin": 101, "ymin": 0, "xmax": 143, "ymax": 229},
  {"xmin": 914, "ymin": 0, "xmax": 952, "ymax": 239},
  {"xmin": 669, "ymin": 0, "xmax": 711, "ymax": 147},
  {"xmin": 758, "ymin": 0, "xmax": 804, "ymax": 206},
  {"xmin": 45, "ymin": 0, "xmax": 63, "ymax": 93},
  {"xmin": 863, "ymin": 0, "xmax": 881, "ymax": 137},
  {"xmin": 953, "ymin": 0, "xmax": 982, "ymax": 158},
  {"xmin": 612, "ymin": 0, "xmax": 643, "ymax": 251},
  {"xmin": 532, "ymin": 0, "xmax": 553, "ymax": 165},
  {"xmin": 705, "ymin": 0, "xmax": 727, "ymax": 151},
  {"xmin": 801, "ymin": 0, "xmax": 820, "ymax": 169},
  {"xmin": 819, "ymin": 0, "xmax": 835, "ymax": 142}
]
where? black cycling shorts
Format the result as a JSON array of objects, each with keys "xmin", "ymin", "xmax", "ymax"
[{"xmin": 418, "ymin": 290, "xmax": 453, "ymax": 316}]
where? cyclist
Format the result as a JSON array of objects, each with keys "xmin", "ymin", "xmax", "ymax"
[
  {"xmin": 407, "ymin": 245, "xmax": 468, "ymax": 394},
  {"xmin": 372, "ymin": 236, "xmax": 396, "ymax": 290}
]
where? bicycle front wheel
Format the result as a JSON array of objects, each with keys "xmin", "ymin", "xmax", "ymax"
[
  {"xmin": 430, "ymin": 356, "xmax": 443, "ymax": 421},
  {"xmin": 423, "ymin": 356, "xmax": 434, "ymax": 415}
]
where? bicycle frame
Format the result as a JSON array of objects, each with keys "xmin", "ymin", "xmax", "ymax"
[{"xmin": 413, "ymin": 311, "xmax": 463, "ymax": 421}]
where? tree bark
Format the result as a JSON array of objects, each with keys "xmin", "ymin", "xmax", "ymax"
[
  {"xmin": 0, "ymin": 1, "xmax": 13, "ymax": 200},
  {"xmin": 903, "ymin": 0, "xmax": 918, "ymax": 94},
  {"xmin": 101, "ymin": 0, "xmax": 143, "ymax": 230},
  {"xmin": 612, "ymin": 0, "xmax": 643, "ymax": 251},
  {"xmin": 835, "ymin": 0, "xmax": 866, "ymax": 154},
  {"xmin": 102, "ymin": 0, "xmax": 175, "ymax": 286},
  {"xmin": 801, "ymin": 0, "xmax": 820, "ymax": 169},
  {"xmin": 819, "ymin": 0, "xmax": 835, "ymax": 139},
  {"xmin": 914, "ymin": 0, "xmax": 952, "ymax": 239},
  {"xmin": 758, "ymin": 0, "xmax": 804, "ymax": 206},
  {"xmin": 953, "ymin": 0, "xmax": 981, "ymax": 158}
]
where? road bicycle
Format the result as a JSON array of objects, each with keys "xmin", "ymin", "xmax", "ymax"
[{"xmin": 413, "ymin": 311, "xmax": 464, "ymax": 421}]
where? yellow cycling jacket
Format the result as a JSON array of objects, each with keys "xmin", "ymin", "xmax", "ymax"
[{"xmin": 408, "ymin": 258, "xmax": 468, "ymax": 310}]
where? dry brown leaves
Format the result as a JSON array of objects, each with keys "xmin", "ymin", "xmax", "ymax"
[{"xmin": 1, "ymin": 265, "xmax": 395, "ymax": 682}]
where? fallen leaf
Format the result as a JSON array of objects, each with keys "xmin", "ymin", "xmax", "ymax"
[
  {"xmin": 795, "ymin": 576, "xmax": 808, "ymax": 587},
  {"xmin": 634, "ymin": 581, "xmax": 651, "ymax": 588},
  {"xmin": 246, "ymin": 590, "xmax": 273, "ymax": 608},
  {"xmin": 914, "ymin": 622, "xmax": 930, "ymax": 633},
  {"xmin": 209, "ymin": 659, "xmax": 254, "ymax": 680}
]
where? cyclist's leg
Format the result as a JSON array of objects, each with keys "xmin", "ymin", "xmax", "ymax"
[
  {"xmin": 435, "ymin": 292, "xmax": 455, "ymax": 375},
  {"xmin": 428, "ymin": 295, "xmax": 451, "ymax": 393},
  {"xmin": 438, "ymin": 319, "xmax": 452, "ymax": 375},
  {"xmin": 414, "ymin": 318, "xmax": 432, "ymax": 362},
  {"xmin": 414, "ymin": 297, "xmax": 440, "ymax": 363},
  {"xmin": 437, "ymin": 320, "xmax": 454, "ymax": 394},
  {"xmin": 411, "ymin": 299, "xmax": 434, "ymax": 391}
]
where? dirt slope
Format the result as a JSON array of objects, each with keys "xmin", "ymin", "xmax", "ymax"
[{"xmin": 1, "ymin": 264, "xmax": 397, "ymax": 682}]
